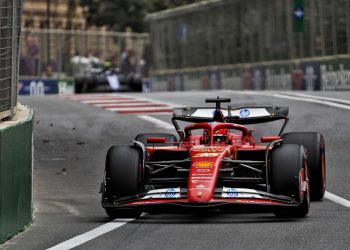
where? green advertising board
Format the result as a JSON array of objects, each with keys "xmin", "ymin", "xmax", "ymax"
[{"xmin": 58, "ymin": 79, "xmax": 75, "ymax": 95}]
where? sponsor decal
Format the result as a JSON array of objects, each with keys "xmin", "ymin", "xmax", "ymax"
[
  {"xmin": 222, "ymin": 187, "xmax": 263, "ymax": 199},
  {"xmin": 165, "ymin": 188, "xmax": 176, "ymax": 198},
  {"xmin": 239, "ymin": 108, "xmax": 250, "ymax": 118},
  {"xmin": 226, "ymin": 188, "xmax": 239, "ymax": 197},
  {"xmin": 194, "ymin": 161, "xmax": 214, "ymax": 168},
  {"xmin": 321, "ymin": 63, "xmax": 350, "ymax": 90},
  {"xmin": 58, "ymin": 80, "xmax": 75, "ymax": 94},
  {"xmin": 18, "ymin": 79, "xmax": 75, "ymax": 95},
  {"xmin": 168, "ymin": 73, "xmax": 184, "ymax": 91},
  {"xmin": 19, "ymin": 79, "xmax": 58, "ymax": 95},
  {"xmin": 230, "ymin": 108, "xmax": 270, "ymax": 118},
  {"xmin": 191, "ymin": 180, "xmax": 212, "ymax": 184},
  {"xmin": 252, "ymin": 70, "xmax": 264, "ymax": 90},
  {"xmin": 192, "ymin": 148, "xmax": 224, "ymax": 152},
  {"xmin": 190, "ymin": 187, "xmax": 211, "ymax": 191},
  {"xmin": 142, "ymin": 188, "xmax": 181, "ymax": 199},
  {"xmin": 266, "ymin": 68, "xmax": 292, "ymax": 90},
  {"xmin": 300, "ymin": 61, "xmax": 321, "ymax": 90},
  {"xmin": 197, "ymin": 168, "xmax": 210, "ymax": 173},
  {"xmin": 193, "ymin": 153, "xmax": 221, "ymax": 158},
  {"xmin": 191, "ymin": 176, "xmax": 212, "ymax": 179}
]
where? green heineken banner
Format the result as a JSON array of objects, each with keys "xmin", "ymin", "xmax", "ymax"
[{"xmin": 293, "ymin": 0, "xmax": 304, "ymax": 33}]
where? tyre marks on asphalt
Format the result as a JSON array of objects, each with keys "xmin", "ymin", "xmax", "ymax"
[{"xmin": 62, "ymin": 94, "xmax": 173, "ymax": 115}]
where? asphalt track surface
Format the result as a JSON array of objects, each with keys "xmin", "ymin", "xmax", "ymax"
[{"xmin": 2, "ymin": 90, "xmax": 350, "ymax": 250}]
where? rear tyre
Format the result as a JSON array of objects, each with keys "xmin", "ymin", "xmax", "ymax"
[
  {"xmin": 102, "ymin": 145, "xmax": 143, "ymax": 218},
  {"xmin": 282, "ymin": 132, "xmax": 325, "ymax": 201},
  {"xmin": 270, "ymin": 144, "xmax": 310, "ymax": 218},
  {"xmin": 135, "ymin": 133, "xmax": 178, "ymax": 147}
]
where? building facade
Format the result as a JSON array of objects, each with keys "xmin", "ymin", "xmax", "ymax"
[{"xmin": 22, "ymin": 0, "xmax": 86, "ymax": 29}]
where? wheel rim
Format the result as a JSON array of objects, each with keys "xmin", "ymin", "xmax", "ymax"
[
  {"xmin": 301, "ymin": 160, "xmax": 310, "ymax": 206},
  {"xmin": 321, "ymin": 139, "xmax": 326, "ymax": 194}
]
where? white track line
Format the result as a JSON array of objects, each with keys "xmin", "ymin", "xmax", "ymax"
[
  {"xmin": 324, "ymin": 191, "xmax": 350, "ymax": 207},
  {"xmin": 279, "ymin": 92, "xmax": 350, "ymax": 105},
  {"xmin": 223, "ymin": 90, "xmax": 350, "ymax": 110},
  {"xmin": 272, "ymin": 93, "xmax": 350, "ymax": 110},
  {"xmin": 47, "ymin": 213, "xmax": 147, "ymax": 250},
  {"xmin": 138, "ymin": 115, "xmax": 174, "ymax": 130}
]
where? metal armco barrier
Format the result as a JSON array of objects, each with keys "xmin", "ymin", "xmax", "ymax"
[
  {"xmin": 150, "ymin": 56, "xmax": 350, "ymax": 92},
  {"xmin": 0, "ymin": 105, "xmax": 33, "ymax": 244}
]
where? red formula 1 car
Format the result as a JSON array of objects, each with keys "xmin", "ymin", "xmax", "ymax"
[{"xmin": 101, "ymin": 97, "xmax": 326, "ymax": 218}]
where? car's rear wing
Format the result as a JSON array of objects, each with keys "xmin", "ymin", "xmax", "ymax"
[
  {"xmin": 173, "ymin": 107, "xmax": 288, "ymax": 123},
  {"xmin": 172, "ymin": 107, "xmax": 289, "ymax": 137}
]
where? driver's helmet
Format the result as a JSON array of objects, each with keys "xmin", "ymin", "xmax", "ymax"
[{"xmin": 213, "ymin": 129, "xmax": 229, "ymax": 143}]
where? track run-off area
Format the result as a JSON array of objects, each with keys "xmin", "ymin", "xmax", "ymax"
[{"xmin": 2, "ymin": 90, "xmax": 350, "ymax": 250}]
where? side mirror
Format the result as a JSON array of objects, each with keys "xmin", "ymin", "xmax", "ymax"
[
  {"xmin": 147, "ymin": 137, "xmax": 167, "ymax": 144},
  {"xmin": 261, "ymin": 136, "xmax": 281, "ymax": 143}
]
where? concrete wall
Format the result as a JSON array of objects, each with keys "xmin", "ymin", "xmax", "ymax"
[
  {"xmin": 150, "ymin": 55, "xmax": 350, "ymax": 92},
  {"xmin": 0, "ymin": 104, "xmax": 33, "ymax": 244}
]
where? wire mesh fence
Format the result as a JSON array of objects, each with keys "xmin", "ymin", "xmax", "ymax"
[
  {"xmin": 19, "ymin": 28, "xmax": 149, "ymax": 79},
  {"xmin": 146, "ymin": 0, "xmax": 350, "ymax": 72},
  {"xmin": 0, "ymin": 0, "xmax": 21, "ymax": 118}
]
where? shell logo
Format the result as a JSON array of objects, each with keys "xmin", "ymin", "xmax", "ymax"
[{"xmin": 194, "ymin": 161, "xmax": 214, "ymax": 168}]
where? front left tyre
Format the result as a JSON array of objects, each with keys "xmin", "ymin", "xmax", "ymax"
[{"xmin": 102, "ymin": 145, "xmax": 143, "ymax": 218}]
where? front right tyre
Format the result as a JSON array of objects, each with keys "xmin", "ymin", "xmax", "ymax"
[{"xmin": 102, "ymin": 145, "xmax": 143, "ymax": 218}]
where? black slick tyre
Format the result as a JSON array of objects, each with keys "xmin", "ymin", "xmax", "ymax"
[
  {"xmin": 135, "ymin": 133, "xmax": 178, "ymax": 147},
  {"xmin": 102, "ymin": 145, "xmax": 143, "ymax": 218},
  {"xmin": 270, "ymin": 144, "xmax": 310, "ymax": 218},
  {"xmin": 282, "ymin": 132, "xmax": 325, "ymax": 201}
]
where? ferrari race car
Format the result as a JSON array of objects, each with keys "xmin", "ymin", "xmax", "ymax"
[{"xmin": 101, "ymin": 97, "xmax": 326, "ymax": 218}]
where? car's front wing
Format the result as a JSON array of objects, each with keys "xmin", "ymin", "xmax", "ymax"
[{"xmin": 102, "ymin": 187, "xmax": 301, "ymax": 209}]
